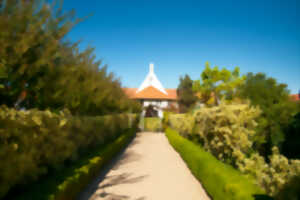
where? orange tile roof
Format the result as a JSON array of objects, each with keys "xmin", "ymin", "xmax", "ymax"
[
  {"xmin": 123, "ymin": 88, "xmax": 138, "ymax": 98},
  {"xmin": 123, "ymin": 86, "xmax": 177, "ymax": 100},
  {"xmin": 290, "ymin": 94, "xmax": 300, "ymax": 101},
  {"xmin": 165, "ymin": 89, "xmax": 177, "ymax": 99}
]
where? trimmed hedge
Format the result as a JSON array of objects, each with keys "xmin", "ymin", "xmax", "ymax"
[
  {"xmin": 165, "ymin": 128, "xmax": 265, "ymax": 200},
  {"xmin": 11, "ymin": 128, "xmax": 136, "ymax": 200},
  {"xmin": 0, "ymin": 105, "xmax": 139, "ymax": 199},
  {"xmin": 143, "ymin": 117, "xmax": 162, "ymax": 132}
]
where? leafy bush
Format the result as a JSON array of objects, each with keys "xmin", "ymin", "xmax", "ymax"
[
  {"xmin": 165, "ymin": 103, "xmax": 300, "ymax": 197},
  {"xmin": 192, "ymin": 103, "xmax": 261, "ymax": 165},
  {"xmin": 162, "ymin": 111, "xmax": 171, "ymax": 131},
  {"xmin": 236, "ymin": 147, "xmax": 300, "ymax": 196},
  {"xmin": 143, "ymin": 117, "xmax": 162, "ymax": 132},
  {"xmin": 11, "ymin": 129, "xmax": 136, "ymax": 200},
  {"xmin": 168, "ymin": 114, "xmax": 194, "ymax": 137},
  {"xmin": 274, "ymin": 174, "xmax": 300, "ymax": 200},
  {"xmin": 282, "ymin": 112, "xmax": 300, "ymax": 159},
  {"xmin": 237, "ymin": 73, "xmax": 299, "ymax": 157},
  {"xmin": 0, "ymin": 106, "xmax": 139, "ymax": 199},
  {"xmin": 165, "ymin": 128, "xmax": 264, "ymax": 200}
]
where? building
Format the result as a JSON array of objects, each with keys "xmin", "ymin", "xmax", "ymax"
[
  {"xmin": 124, "ymin": 64, "xmax": 299, "ymax": 118},
  {"xmin": 290, "ymin": 93, "xmax": 300, "ymax": 101},
  {"xmin": 123, "ymin": 63, "xmax": 178, "ymax": 118}
]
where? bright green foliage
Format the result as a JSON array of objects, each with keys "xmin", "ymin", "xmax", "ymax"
[
  {"xmin": 165, "ymin": 128, "xmax": 264, "ymax": 200},
  {"xmin": 168, "ymin": 113, "xmax": 194, "ymax": 138},
  {"xmin": 177, "ymin": 74, "xmax": 197, "ymax": 113},
  {"xmin": 237, "ymin": 73, "xmax": 299, "ymax": 156},
  {"xmin": 193, "ymin": 62, "xmax": 245, "ymax": 105},
  {"xmin": 143, "ymin": 117, "xmax": 162, "ymax": 132},
  {"xmin": 192, "ymin": 102, "xmax": 261, "ymax": 165},
  {"xmin": 0, "ymin": 106, "xmax": 139, "ymax": 198},
  {"xmin": 12, "ymin": 129, "xmax": 135, "ymax": 200},
  {"xmin": 237, "ymin": 147, "xmax": 300, "ymax": 197},
  {"xmin": 0, "ymin": 0, "xmax": 140, "ymax": 115},
  {"xmin": 165, "ymin": 104, "xmax": 300, "ymax": 197},
  {"xmin": 162, "ymin": 111, "xmax": 171, "ymax": 130}
]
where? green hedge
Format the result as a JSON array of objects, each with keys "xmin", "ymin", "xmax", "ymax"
[
  {"xmin": 143, "ymin": 117, "xmax": 162, "ymax": 132},
  {"xmin": 165, "ymin": 128, "xmax": 264, "ymax": 200},
  {"xmin": 168, "ymin": 113, "xmax": 194, "ymax": 137},
  {"xmin": 0, "ymin": 105, "xmax": 139, "ymax": 199},
  {"xmin": 11, "ymin": 128, "xmax": 136, "ymax": 200}
]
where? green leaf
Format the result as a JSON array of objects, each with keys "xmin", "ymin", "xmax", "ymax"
[{"xmin": 0, "ymin": 66, "xmax": 7, "ymax": 79}]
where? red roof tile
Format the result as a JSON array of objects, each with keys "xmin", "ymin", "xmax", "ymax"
[
  {"xmin": 123, "ymin": 88, "xmax": 138, "ymax": 98},
  {"xmin": 124, "ymin": 88, "xmax": 298, "ymax": 102},
  {"xmin": 123, "ymin": 87, "xmax": 177, "ymax": 100},
  {"xmin": 290, "ymin": 94, "xmax": 300, "ymax": 101}
]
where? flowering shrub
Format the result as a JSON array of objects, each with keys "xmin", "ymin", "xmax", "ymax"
[
  {"xmin": 193, "ymin": 103, "xmax": 260, "ymax": 165},
  {"xmin": 237, "ymin": 147, "xmax": 300, "ymax": 196}
]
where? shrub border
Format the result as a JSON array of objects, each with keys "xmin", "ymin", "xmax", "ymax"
[
  {"xmin": 165, "ymin": 128, "xmax": 265, "ymax": 200},
  {"xmin": 12, "ymin": 128, "xmax": 136, "ymax": 200},
  {"xmin": 143, "ymin": 117, "xmax": 162, "ymax": 132}
]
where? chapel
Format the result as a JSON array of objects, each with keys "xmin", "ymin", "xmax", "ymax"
[{"xmin": 123, "ymin": 63, "xmax": 178, "ymax": 118}]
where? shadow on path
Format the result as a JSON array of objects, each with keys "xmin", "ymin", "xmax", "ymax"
[{"xmin": 77, "ymin": 134, "xmax": 147, "ymax": 200}]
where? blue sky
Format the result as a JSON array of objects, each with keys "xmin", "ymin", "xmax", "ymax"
[{"xmin": 61, "ymin": 0, "xmax": 299, "ymax": 93}]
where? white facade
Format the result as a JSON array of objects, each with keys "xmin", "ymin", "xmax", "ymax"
[
  {"xmin": 142, "ymin": 100, "xmax": 170, "ymax": 118},
  {"xmin": 136, "ymin": 63, "xmax": 176, "ymax": 118}
]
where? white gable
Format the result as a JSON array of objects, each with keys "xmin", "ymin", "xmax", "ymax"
[{"xmin": 137, "ymin": 63, "xmax": 167, "ymax": 94}]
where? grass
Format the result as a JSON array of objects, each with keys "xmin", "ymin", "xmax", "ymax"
[
  {"xmin": 10, "ymin": 128, "xmax": 136, "ymax": 200},
  {"xmin": 165, "ymin": 128, "xmax": 265, "ymax": 200},
  {"xmin": 143, "ymin": 117, "xmax": 162, "ymax": 132}
]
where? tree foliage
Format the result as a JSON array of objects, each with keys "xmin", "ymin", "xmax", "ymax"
[
  {"xmin": 282, "ymin": 112, "xmax": 300, "ymax": 159},
  {"xmin": 237, "ymin": 147, "xmax": 300, "ymax": 197},
  {"xmin": 237, "ymin": 73, "xmax": 299, "ymax": 157},
  {"xmin": 193, "ymin": 62, "xmax": 245, "ymax": 106},
  {"xmin": 0, "ymin": 0, "xmax": 140, "ymax": 115},
  {"xmin": 193, "ymin": 103, "xmax": 261, "ymax": 165},
  {"xmin": 165, "ymin": 104, "xmax": 300, "ymax": 197},
  {"xmin": 177, "ymin": 74, "xmax": 197, "ymax": 113}
]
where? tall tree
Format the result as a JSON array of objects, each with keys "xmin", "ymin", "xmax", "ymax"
[
  {"xmin": 193, "ymin": 62, "xmax": 245, "ymax": 106},
  {"xmin": 177, "ymin": 74, "xmax": 197, "ymax": 113},
  {"xmin": 0, "ymin": 0, "xmax": 79, "ymax": 108},
  {"xmin": 237, "ymin": 72, "xmax": 299, "ymax": 158},
  {"xmin": 0, "ymin": 0, "xmax": 141, "ymax": 115}
]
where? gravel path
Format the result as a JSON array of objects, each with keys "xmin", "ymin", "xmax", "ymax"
[{"xmin": 77, "ymin": 132, "xmax": 210, "ymax": 200}]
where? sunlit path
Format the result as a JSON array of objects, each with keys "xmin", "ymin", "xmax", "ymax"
[{"xmin": 77, "ymin": 132, "xmax": 210, "ymax": 200}]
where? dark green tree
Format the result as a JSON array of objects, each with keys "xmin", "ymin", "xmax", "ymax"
[
  {"xmin": 281, "ymin": 109, "xmax": 300, "ymax": 159},
  {"xmin": 0, "ymin": 0, "xmax": 79, "ymax": 108},
  {"xmin": 0, "ymin": 0, "xmax": 141, "ymax": 115},
  {"xmin": 237, "ymin": 72, "xmax": 299, "ymax": 158},
  {"xmin": 177, "ymin": 74, "xmax": 197, "ymax": 113}
]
